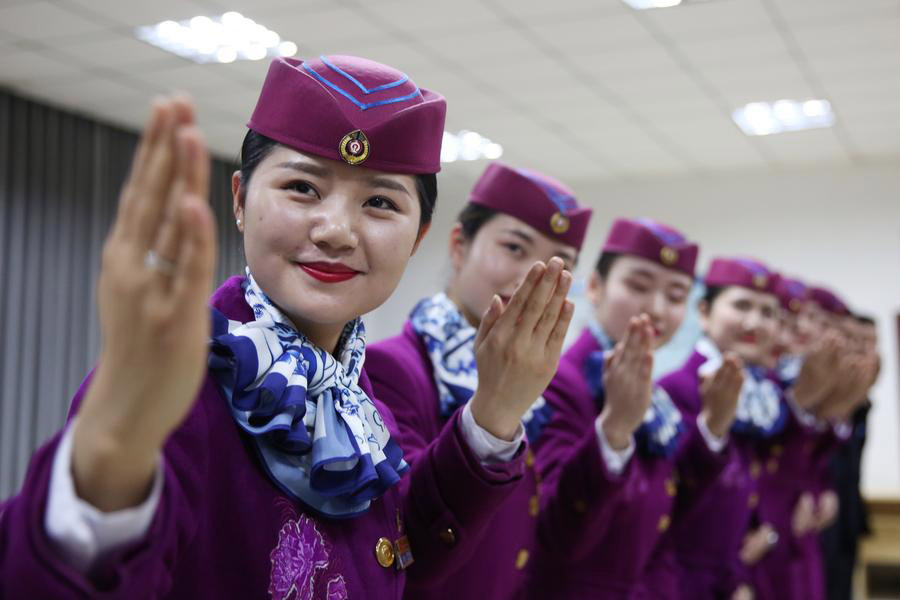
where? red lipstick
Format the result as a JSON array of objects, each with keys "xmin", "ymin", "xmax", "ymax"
[{"xmin": 298, "ymin": 262, "xmax": 360, "ymax": 283}]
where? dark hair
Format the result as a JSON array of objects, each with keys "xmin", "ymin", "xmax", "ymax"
[
  {"xmin": 455, "ymin": 203, "xmax": 498, "ymax": 241},
  {"xmin": 594, "ymin": 252, "xmax": 621, "ymax": 280},
  {"xmin": 702, "ymin": 284, "xmax": 726, "ymax": 307},
  {"xmin": 238, "ymin": 129, "xmax": 437, "ymax": 228},
  {"xmin": 853, "ymin": 313, "xmax": 876, "ymax": 326}
]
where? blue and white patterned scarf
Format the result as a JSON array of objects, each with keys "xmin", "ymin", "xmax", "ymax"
[
  {"xmin": 696, "ymin": 337, "xmax": 787, "ymax": 438},
  {"xmin": 409, "ymin": 293, "xmax": 553, "ymax": 444},
  {"xmin": 208, "ymin": 271, "xmax": 407, "ymax": 518},
  {"xmin": 584, "ymin": 322, "xmax": 684, "ymax": 458},
  {"xmin": 775, "ymin": 354, "xmax": 803, "ymax": 387}
]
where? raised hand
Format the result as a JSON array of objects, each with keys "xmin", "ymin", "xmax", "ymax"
[
  {"xmin": 700, "ymin": 352, "xmax": 745, "ymax": 438},
  {"xmin": 72, "ymin": 97, "xmax": 217, "ymax": 511},
  {"xmin": 814, "ymin": 490, "xmax": 840, "ymax": 531},
  {"xmin": 598, "ymin": 315, "xmax": 655, "ymax": 450},
  {"xmin": 469, "ymin": 257, "xmax": 574, "ymax": 440},
  {"xmin": 817, "ymin": 354, "xmax": 873, "ymax": 421},
  {"xmin": 792, "ymin": 492, "xmax": 817, "ymax": 537},
  {"xmin": 793, "ymin": 330, "xmax": 841, "ymax": 410},
  {"xmin": 739, "ymin": 523, "xmax": 777, "ymax": 566}
]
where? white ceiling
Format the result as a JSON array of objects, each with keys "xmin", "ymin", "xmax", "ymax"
[{"xmin": 1, "ymin": 0, "xmax": 899, "ymax": 181}]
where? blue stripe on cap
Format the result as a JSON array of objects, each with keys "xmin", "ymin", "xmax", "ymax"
[
  {"xmin": 320, "ymin": 55, "xmax": 410, "ymax": 94},
  {"xmin": 635, "ymin": 218, "xmax": 685, "ymax": 245},
  {"xmin": 516, "ymin": 168, "xmax": 578, "ymax": 215},
  {"xmin": 303, "ymin": 62, "xmax": 422, "ymax": 111}
]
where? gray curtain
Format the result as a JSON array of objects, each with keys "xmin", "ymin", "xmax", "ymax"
[{"xmin": 0, "ymin": 88, "xmax": 243, "ymax": 499}]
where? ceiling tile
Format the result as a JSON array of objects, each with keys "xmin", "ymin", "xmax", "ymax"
[
  {"xmin": 640, "ymin": 0, "xmax": 772, "ymax": 41},
  {"xmin": 60, "ymin": 0, "xmax": 212, "ymax": 28},
  {"xmin": 532, "ymin": 12, "xmax": 656, "ymax": 55},
  {"xmin": 490, "ymin": 0, "xmax": 628, "ymax": 21},
  {"xmin": 50, "ymin": 32, "xmax": 183, "ymax": 68},
  {"xmin": 421, "ymin": 26, "xmax": 542, "ymax": 67},
  {"xmin": 755, "ymin": 128, "xmax": 849, "ymax": 164},
  {"xmin": 0, "ymin": 48, "xmax": 85, "ymax": 84},
  {"xmin": 0, "ymin": 1, "xmax": 110, "ymax": 39}
]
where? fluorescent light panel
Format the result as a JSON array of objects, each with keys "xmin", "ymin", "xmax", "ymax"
[
  {"xmin": 441, "ymin": 130, "xmax": 503, "ymax": 163},
  {"xmin": 732, "ymin": 99, "xmax": 835, "ymax": 136},
  {"xmin": 622, "ymin": 0, "xmax": 683, "ymax": 9},
  {"xmin": 136, "ymin": 13, "xmax": 297, "ymax": 64}
]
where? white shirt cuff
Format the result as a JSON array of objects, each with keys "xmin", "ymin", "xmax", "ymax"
[
  {"xmin": 594, "ymin": 416, "xmax": 635, "ymax": 475},
  {"xmin": 44, "ymin": 419, "xmax": 164, "ymax": 574},
  {"xmin": 460, "ymin": 402, "xmax": 525, "ymax": 464},
  {"xmin": 785, "ymin": 388, "xmax": 832, "ymax": 431},
  {"xmin": 697, "ymin": 412, "xmax": 728, "ymax": 453}
]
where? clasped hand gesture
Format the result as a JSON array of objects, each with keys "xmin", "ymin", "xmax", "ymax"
[
  {"xmin": 599, "ymin": 315, "xmax": 655, "ymax": 451},
  {"xmin": 700, "ymin": 352, "xmax": 745, "ymax": 438},
  {"xmin": 73, "ymin": 97, "xmax": 216, "ymax": 511},
  {"xmin": 469, "ymin": 258, "xmax": 574, "ymax": 441}
]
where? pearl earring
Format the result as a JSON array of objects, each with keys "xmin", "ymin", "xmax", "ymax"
[{"xmin": 236, "ymin": 218, "xmax": 242, "ymax": 227}]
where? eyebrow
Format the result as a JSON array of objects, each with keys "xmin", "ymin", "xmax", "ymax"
[
  {"xmin": 503, "ymin": 228, "xmax": 536, "ymax": 245},
  {"xmin": 367, "ymin": 176, "xmax": 413, "ymax": 197},
  {"xmin": 277, "ymin": 160, "xmax": 331, "ymax": 178}
]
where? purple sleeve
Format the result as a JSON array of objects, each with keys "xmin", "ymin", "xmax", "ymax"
[
  {"xmin": 532, "ymin": 365, "xmax": 635, "ymax": 561},
  {"xmin": 0, "ymin": 374, "xmax": 214, "ymax": 599},
  {"xmin": 364, "ymin": 341, "xmax": 526, "ymax": 584}
]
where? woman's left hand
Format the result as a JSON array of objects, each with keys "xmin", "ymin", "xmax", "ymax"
[{"xmin": 469, "ymin": 258, "xmax": 574, "ymax": 440}]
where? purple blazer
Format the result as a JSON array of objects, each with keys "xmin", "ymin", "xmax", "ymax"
[
  {"xmin": 0, "ymin": 277, "xmax": 522, "ymax": 599},
  {"xmin": 367, "ymin": 322, "xmax": 532, "ymax": 600},
  {"xmin": 752, "ymin": 406, "xmax": 846, "ymax": 600},
  {"xmin": 524, "ymin": 330, "xmax": 730, "ymax": 599},
  {"xmin": 657, "ymin": 349, "xmax": 783, "ymax": 599}
]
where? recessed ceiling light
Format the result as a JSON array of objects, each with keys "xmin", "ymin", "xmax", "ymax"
[
  {"xmin": 732, "ymin": 99, "xmax": 836, "ymax": 136},
  {"xmin": 135, "ymin": 12, "xmax": 298, "ymax": 64},
  {"xmin": 622, "ymin": 0, "xmax": 683, "ymax": 10},
  {"xmin": 441, "ymin": 131, "xmax": 503, "ymax": 163}
]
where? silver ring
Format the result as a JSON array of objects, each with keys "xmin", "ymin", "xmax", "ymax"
[
  {"xmin": 766, "ymin": 531, "xmax": 779, "ymax": 546},
  {"xmin": 145, "ymin": 250, "xmax": 176, "ymax": 276}
]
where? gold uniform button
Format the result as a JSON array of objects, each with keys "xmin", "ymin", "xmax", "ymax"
[
  {"xmin": 574, "ymin": 499, "xmax": 587, "ymax": 513},
  {"xmin": 438, "ymin": 527, "xmax": 457, "ymax": 546},
  {"xmin": 515, "ymin": 548, "xmax": 530, "ymax": 570},
  {"xmin": 665, "ymin": 479, "xmax": 677, "ymax": 497},
  {"xmin": 748, "ymin": 492, "xmax": 760, "ymax": 509},
  {"xmin": 658, "ymin": 514, "xmax": 671, "ymax": 532},
  {"xmin": 750, "ymin": 462, "xmax": 762, "ymax": 479},
  {"xmin": 771, "ymin": 444, "xmax": 784, "ymax": 457},
  {"xmin": 375, "ymin": 537, "xmax": 395, "ymax": 568},
  {"xmin": 766, "ymin": 458, "xmax": 779, "ymax": 474},
  {"xmin": 529, "ymin": 495, "xmax": 540, "ymax": 517},
  {"xmin": 525, "ymin": 450, "xmax": 535, "ymax": 468}
]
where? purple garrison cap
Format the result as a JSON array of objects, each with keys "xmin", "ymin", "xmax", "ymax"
[
  {"xmin": 248, "ymin": 56, "xmax": 446, "ymax": 174},
  {"xmin": 808, "ymin": 286, "xmax": 850, "ymax": 316},
  {"xmin": 705, "ymin": 257, "xmax": 781, "ymax": 295},
  {"xmin": 775, "ymin": 277, "xmax": 809, "ymax": 313},
  {"xmin": 468, "ymin": 162, "xmax": 592, "ymax": 250},
  {"xmin": 602, "ymin": 218, "xmax": 698, "ymax": 276}
]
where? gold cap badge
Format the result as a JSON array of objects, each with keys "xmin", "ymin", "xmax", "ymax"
[
  {"xmin": 340, "ymin": 130, "xmax": 370, "ymax": 165},
  {"xmin": 550, "ymin": 212, "xmax": 570, "ymax": 234}
]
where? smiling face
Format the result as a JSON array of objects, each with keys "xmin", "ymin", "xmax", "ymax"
[
  {"xmin": 588, "ymin": 254, "xmax": 693, "ymax": 348},
  {"xmin": 233, "ymin": 145, "xmax": 427, "ymax": 350},
  {"xmin": 700, "ymin": 285, "xmax": 780, "ymax": 366},
  {"xmin": 446, "ymin": 212, "xmax": 577, "ymax": 326}
]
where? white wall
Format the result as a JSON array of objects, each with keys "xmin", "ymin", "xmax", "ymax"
[{"xmin": 365, "ymin": 161, "xmax": 900, "ymax": 497}]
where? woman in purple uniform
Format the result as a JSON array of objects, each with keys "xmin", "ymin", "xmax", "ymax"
[
  {"xmin": 752, "ymin": 283, "xmax": 877, "ymax": 600},
  {"xmin": 0, "ymin": 56, "xmax": 572, "ymax": 599},
  {"xmin": 366, "ymin": 162, "xmax": 591, "ymax": 599},
  {"xmin": 525, "ymin": 219, "xmax": 745, "ymax": 599}
]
